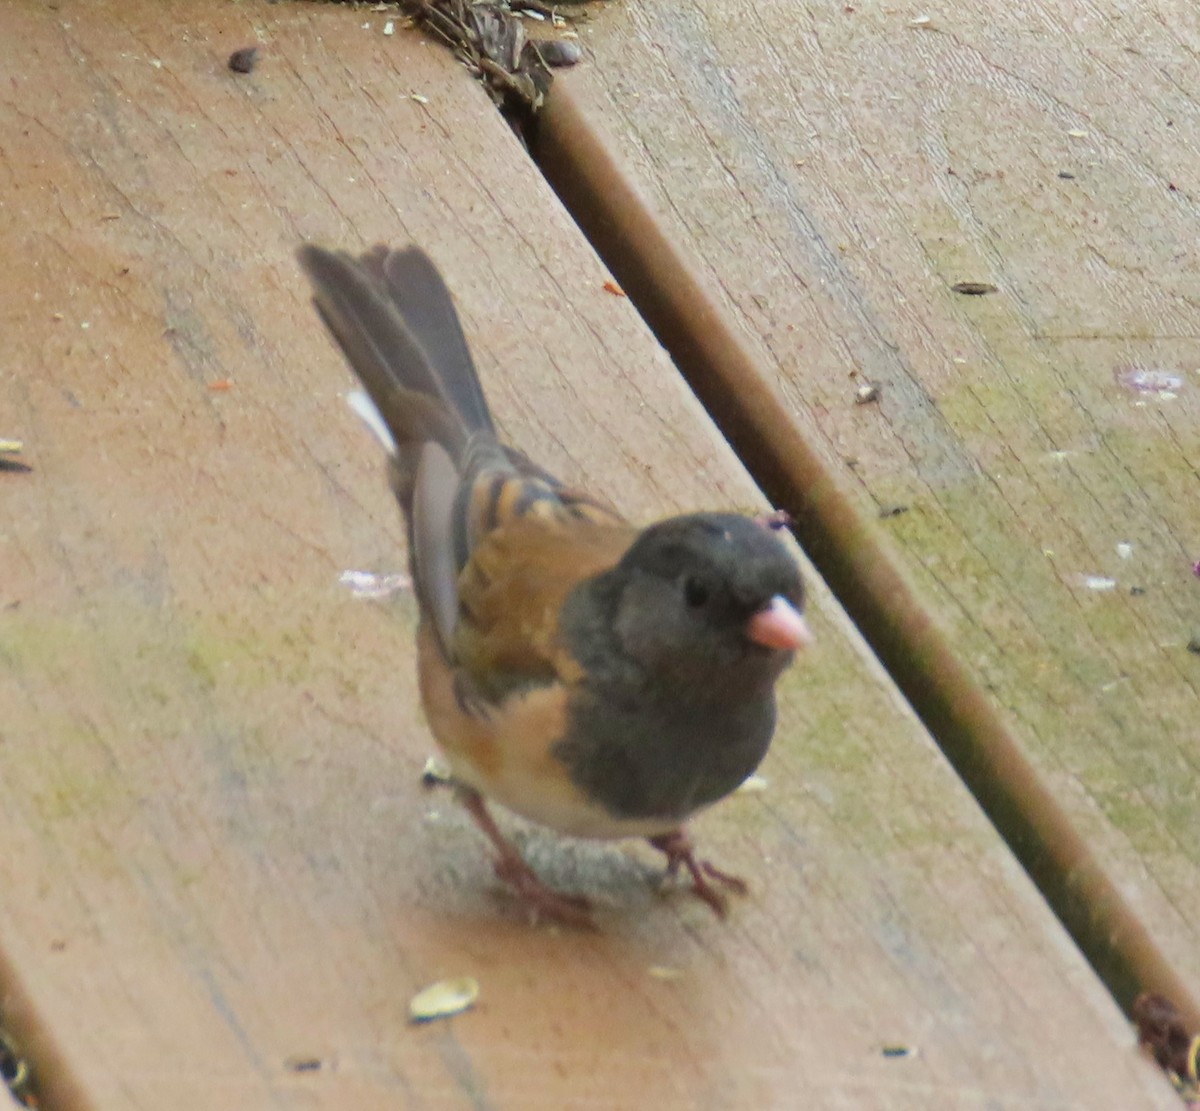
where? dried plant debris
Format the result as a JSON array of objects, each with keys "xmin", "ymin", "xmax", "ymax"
[
  {"xmin": 400, "ymin": 1, "xmax": 592, "ymax": 114},
  {"xmin": 1132, "ymin": 993, "xmax": 1200, "ymax": 1105}
]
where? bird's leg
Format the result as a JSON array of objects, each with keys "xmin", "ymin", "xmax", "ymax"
[
  {"xmin": 648, "ymin": 829, "xmax": 748, "ymax": 917},
  {"xmin": 453, "ymin": 785, "xmax": 595, "ymax": 929}
]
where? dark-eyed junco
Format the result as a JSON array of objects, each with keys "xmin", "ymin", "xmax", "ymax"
[{"xmin": 299, "ymin": 245, "xmax": 810, "ymax": 925}]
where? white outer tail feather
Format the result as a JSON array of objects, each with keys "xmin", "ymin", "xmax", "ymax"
[{"xmin": 347, "ymin": 390, "xmax": 397, "ymax": 455}]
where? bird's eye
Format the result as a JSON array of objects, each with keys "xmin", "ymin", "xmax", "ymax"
[{"xmin": 683, "ymin": 576, "xmax": 710, "ymax": 608}]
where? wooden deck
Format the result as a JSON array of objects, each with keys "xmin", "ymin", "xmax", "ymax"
[
  {"xmin": 558, "ymin": 0, "xmax": 1200, "ymax": 1016},
  {"xmin": 0, "ymin": 1, "xmax": 1193, "ymax": 1107}
]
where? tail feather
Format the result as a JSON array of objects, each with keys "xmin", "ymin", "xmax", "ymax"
[
  {"xmin": 367, "ymin": 246, "xmax": 495, "ymax": 436},
  {"xmin": 298, "ymin": 245, "xmax": 491, "ymax": 460},
  {"xmin": 346, "ymin": 389, "xmax": 397, "ymax": 455},
  {"xmin": 301, "ymin": 242, "xmax": 620, "ymax": 658}
]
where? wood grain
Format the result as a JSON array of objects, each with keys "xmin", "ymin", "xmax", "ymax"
[
  {"xmin": 570, "ymin": 0, "xmax": 1200, "ymax": 1001},
  {"xmin": 0, "ymin": 1, "xmax": 1178, "ymax": 1107}
]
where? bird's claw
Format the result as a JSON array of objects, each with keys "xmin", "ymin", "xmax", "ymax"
[
  {"xmin": 649, "ymin": 829, "xmax": 748, "ymax": 917},
  {"xmin": 491, "ymin": 854, "xmax": 596, "ymax": 929}
]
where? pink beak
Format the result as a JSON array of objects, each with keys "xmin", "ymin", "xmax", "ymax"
[{"xmin": 746, "ymin": 595, "xmax": 812, "ymax": 651}]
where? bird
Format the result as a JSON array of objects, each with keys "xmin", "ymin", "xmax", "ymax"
[{"xmin": 298, "ymin": 244, "xmax": 811, "ymax": 926}]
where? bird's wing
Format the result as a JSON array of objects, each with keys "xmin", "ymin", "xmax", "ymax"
[{"xmin": 451, "ymin": 509, "xmax": 635, "ymax": 704}]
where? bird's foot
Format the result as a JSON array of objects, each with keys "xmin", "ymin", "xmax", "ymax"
[
  {"xmin": 648, "ymin": 829, "xmax": 748, "ymax": 918},
  {"xmin": 455, "ymin": 786, "xmax": 595, "ymax": 929},
  {"xmin": 490, "ymin": 853, "xmax": 595, "ymax": 929}
]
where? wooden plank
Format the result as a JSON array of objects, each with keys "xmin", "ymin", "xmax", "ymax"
[
  {"xmin": 0, "ymin": 1, "xmax": 1176, "ymax": 1107},
  {"xmin": 566, "ymin": 0, "xmax": 1200, "ymax": 1002}
]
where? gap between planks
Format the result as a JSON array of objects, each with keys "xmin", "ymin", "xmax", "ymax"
[{"xmin": 526, "ymin": 78, "xmax": 1200, "ymax": 1032}]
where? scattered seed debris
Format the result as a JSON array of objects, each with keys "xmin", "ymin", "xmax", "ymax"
[
  {"xmin": 881, "ymin": 1044, "xmax": 918, "ymax": 1059},
  {"xmin": 909, "ymin": 15, "xmax": 933, "ymax": 28},
  {"xmin": 735, "ymin": 774, "xmax": 769, "ymax": 794},
  {"xmin": 854, "ymin": 383, "xmax": 880, "ymax": 405},
  {"xmin": 284, "ymin": 1055, "xmax": 323, "ymax": 1073},
  {"xmin": 952, "ymin": 281, "xmax": 998, "ymax": 296},
  {"xmin": 534, "ymin": 39, "xmax": 582, "ymax": 67},
  {"xmin": 878, "ymin": 504, "xmax": 909, "ymax": 519},
  {"xmin": 0, "ymin": 440, "xmax": 31, "ymax": 474},
  {"xmin": 228, "ymin": 46, "xmax": 259, "ymax": 74},
  {"xmin": 602, "ymin": 279, "xmax": 625, "ymax": 297},
  {"xmin": 421, "ymin": 755, "xmax": 455, "ymax": 787},
  {"xmin": 410, "ymin": 977, "xmax": 479, "ymax": 1023},
  {"xmin": 411, "ymin": 92, "xmax": 430, "ymax": 104},
  {"xmin": 1067, "ymin": 128, "xmax": 1089, "ymax": 139},
  {"xmin": 1081, "ymin": 575, "xmax": 1118, "ymax": 591},
  {"xmin": 647, "ymin": 965, "xmax": 685, "ymax": 980},
  {"xmin": 339, "ymin": 570, "xmax": 412, "ymax": 599},
  {"xmin": 1115, "ymin": 366, "xmax": 1184, "ymax": 394}
]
